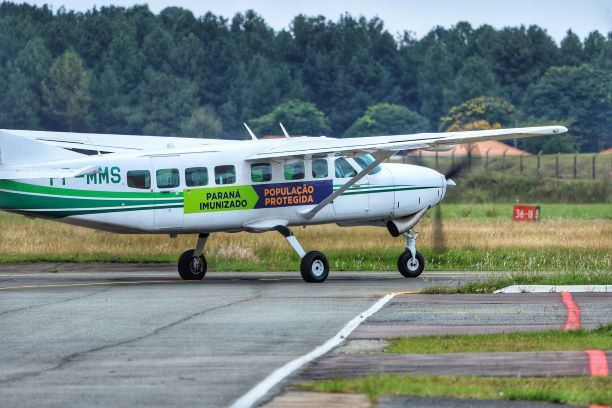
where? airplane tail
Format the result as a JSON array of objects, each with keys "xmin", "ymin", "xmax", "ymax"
[
  {"xmin": 0, "ymin": 129, "xmax": 94, "ymax": 180},
  {"xmin": 0, "ymin": 129, "xmax": 82, "ymax": 167}
]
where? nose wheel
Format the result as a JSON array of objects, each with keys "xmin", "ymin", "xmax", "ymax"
[
  {"xmin": 398, "ymin": 249, "xmax": 425, "ymax": 278},
  {"xmin": 397, "ymin": 229, "xmax": 425, "ymax": 278}
]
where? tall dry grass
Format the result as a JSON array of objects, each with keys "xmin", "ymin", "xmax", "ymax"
[{"xmin": 0, "ymin": 213, "xmax": 609, "ymax": 260}]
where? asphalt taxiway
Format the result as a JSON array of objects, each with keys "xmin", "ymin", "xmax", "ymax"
[{"xmin": 0, "ymin": 266, "xmax": 488, "ymax": 408}]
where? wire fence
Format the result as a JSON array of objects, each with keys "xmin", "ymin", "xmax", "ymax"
[{"xmin": 397, "ymin": 151, "xmax": 612, "ymax": 180}]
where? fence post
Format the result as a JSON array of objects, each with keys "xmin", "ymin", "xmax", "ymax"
[
  {"xmin": 556, "ymin": 152, "xmax": 560, "ymax": 178},
  {"xmin": 537, "ymin": 150, "xmax": 543, "ymax": 174},
  {"xmin": 520, "ymin": 153, "xmax": 524, "ymax": 175},
  {"xmin": 435, "ymin": 151, "xmax": 439, "ymax": 170},
  {"xmin": 418, "ymin": 150, "xmax": 422, "ymax": 165},
  {"xmin": 592, "ymin": 154, "xmax": 597, "ymax": 179},
  {"xmin": 502, "ymin": 149, "xmax": 507, "ymax": 171},
  {"xmin": 573, "ymin": 153, "xmax": 577, "ymax": 178},
  {"xmin": 485, "ymin": 148, "xmax": 491, "ymax": 171},
  {"xmin": 467, "ymin": 145, "xmax": 472, "ymax": 172},
  {"xmin": 451, "ymin": 150, "xmax": 455, "ymax": 170}
]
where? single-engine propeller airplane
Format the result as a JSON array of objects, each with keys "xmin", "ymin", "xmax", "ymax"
[{"xmin": 0, "ymin": 124, "xmax": 566, "ymax": 282}]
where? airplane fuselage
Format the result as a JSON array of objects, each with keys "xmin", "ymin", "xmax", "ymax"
[{"xmin": 0, "ymin": 150, "xmax": 447, "ymax": 234}]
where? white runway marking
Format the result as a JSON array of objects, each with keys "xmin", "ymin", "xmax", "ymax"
[{"xmin": 229, "ymin": 293, "xmax": 398, "ymax": 408}]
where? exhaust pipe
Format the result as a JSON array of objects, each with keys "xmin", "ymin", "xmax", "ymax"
[{"xmin": 386, "ymin": 206, "xmax": 429, "ymax": 237}]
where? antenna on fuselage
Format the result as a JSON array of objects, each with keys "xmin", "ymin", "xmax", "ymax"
[
  {"xmin": 243, "ymin": 123, "xmax": 258, "ymax": 140},
  {"xmin": 279, "ymin": 122, "xmax": 290, "ymax": 138}
]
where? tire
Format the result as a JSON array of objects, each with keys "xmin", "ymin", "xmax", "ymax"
[
  {"xmin": 178, "ymin": 249, "xmax": 207, "ymax": 280},
  {"xmin": 397, "ymin": 250, "xmax": 425, "ymax": 278},
  {"xmin": 300, "ymin": 251, "xmax": 329, "ymax": 283}
]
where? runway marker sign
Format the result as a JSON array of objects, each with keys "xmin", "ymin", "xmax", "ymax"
[{"xmin": 513, "ymin": 205, "xmax": 540, "ymax": 222}]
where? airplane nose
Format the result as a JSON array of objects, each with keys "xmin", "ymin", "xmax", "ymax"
[{"xmin": 446, "ymin": 178, "xmax": 456, "ymax": 188}]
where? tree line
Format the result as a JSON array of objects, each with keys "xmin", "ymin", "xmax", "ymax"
[{"xmin": 0, "ymin": 2, "xmax": 610, "ymax": 152}]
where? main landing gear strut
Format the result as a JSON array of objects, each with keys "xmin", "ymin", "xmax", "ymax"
[
  {"xmin": 178, "ymin": 233, "xmax": 209, "ymax": 280},
  {"xmin": 397, "ymin": 229, "xmax": 425, "ymax": 278},
  {"xmin": 177, "ymin": 227, "xmax": 421, "ymax": 282},
  {"xmin": 275, "ymin": 226, "xmax": 329, "ymax": 283}
]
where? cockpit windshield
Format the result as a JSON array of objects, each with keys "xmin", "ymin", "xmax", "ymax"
[{"xmin": 353, "ymin": 154, "xmax": 382, "ymax": 175}]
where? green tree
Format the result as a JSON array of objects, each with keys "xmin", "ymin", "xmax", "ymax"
[
  {"xmin": 180, "ymin": 106, "xmax": 223, "ymax": 138},
  {"xmin": 249, "ymin": 100, "xmax": 330, "ymax": 136},
  {"xmin": 560, "ymin": 30, "xmax": 583, "ymax": 66},
  {"xmin": 583, "ymin": 31, "xmax": 606, "ymax": 63},
  {"xmin": 522, "ymin": 64, "xmax": 612, "ymax": 152},
  {"xmin": 42, "ymin": 50, "xmax": 92, "ymax": 131},
  {"xmin": 0, "ymin": 38, "xmax": 52, "ymax": 129},
  {"xmin": 0, "ymin": 68, "xmax": 40, "ymax": 128},
  {"xmin": 128, "ymin": 69, "xmax": 199, "ymax": 136},
  {"xmin": 454, "ymin": 56, "xmax": 499, "ymax": 101},
  {"xmin": 418, "ymin": 44, "xmax": 456, "ymax": 126},
  {"xmin": 440, "ymin": 96, "xmax": 516, "ymax": 131},
  {"xmin": 344, "ymin": 103, "xmax": 429, "ymax": 137}
]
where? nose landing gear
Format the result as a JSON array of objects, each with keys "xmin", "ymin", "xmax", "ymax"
[{"xmin": 397, "ymin": 229, "xmax": 425, "ymax": 278}]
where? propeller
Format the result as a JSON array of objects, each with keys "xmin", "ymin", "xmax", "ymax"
[{"xmin": 431, "ymin": 144, "xmax": 478, "ymax": 253}]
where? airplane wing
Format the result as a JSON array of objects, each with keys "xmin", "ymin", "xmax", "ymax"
[
  {"xmin": 243, "ymin": 125, "xmax": 566, "ymax": 220},
  {"xmin": 246, "ymin": 126, "xmax": 567, "ymax": 160}
]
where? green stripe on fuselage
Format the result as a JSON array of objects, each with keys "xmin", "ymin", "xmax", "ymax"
[{"xmin": 0, "ymin": 180, "xmax": 183, "ymax": 199}]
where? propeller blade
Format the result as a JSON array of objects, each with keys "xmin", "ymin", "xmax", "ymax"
[{"xmin": 432, "ymin": 204, "xmax": 445, "ymax": 252}]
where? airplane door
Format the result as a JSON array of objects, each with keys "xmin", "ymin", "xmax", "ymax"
[
  {"xmin": 332, "ymin": 157, "xmax": 369, "ymax": 216},
  {"xmin": 150, "ymin": 156, "xmax": 184, "ymax": 230}
]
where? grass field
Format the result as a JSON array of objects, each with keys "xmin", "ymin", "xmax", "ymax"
[
  {"xmin": 0, "ymin": 204, "xmax": 610, "ymax": 271},
  {"xmin": 298, "ymin": 375, "xmax": 612, "ymax": 406},
  {"xmin": 420, "ymin": 270, "xmax": 611, "ymax": 293},
  {"xmin": 387, "ymin": 325, "xmax": 612, "ymax": 354}
]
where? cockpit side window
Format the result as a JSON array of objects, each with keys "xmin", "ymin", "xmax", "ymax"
[
  {"xmin": 334, "ymin": 157, "xmax": 357, "ymax": 178},
  {"xmin": 353, "ymin": 154, "xmax": 382, "ymax": 175}
]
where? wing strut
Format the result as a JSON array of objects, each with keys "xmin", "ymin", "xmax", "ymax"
[{"xmin": 299, "ymin": 151, "xmax": 396, "ymax": 220}]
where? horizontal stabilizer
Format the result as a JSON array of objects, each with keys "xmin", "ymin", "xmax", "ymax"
[
  {"xmin": 0, "ymin": 165, "xmax": 99, "ymax": 180},
  {"xmin": 0, "ymin": 129, "xmax": 82, "ymax": 166}
]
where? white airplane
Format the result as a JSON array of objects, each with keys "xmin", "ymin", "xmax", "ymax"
[{"xmin": 0, "ymin": 125, "xmax": 566, "ymax": 282}]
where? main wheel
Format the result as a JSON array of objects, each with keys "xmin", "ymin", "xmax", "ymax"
[
  {"xmin": 300, "ymin": 251, "xmax": 329, "ymax": 283},
  {"xmin": 178, "ymin": 249, "xmax": 207, "ymax": 280},
  {"xmin": 397, "ymin": 250, "xmax": 425, "ymax": 278}
]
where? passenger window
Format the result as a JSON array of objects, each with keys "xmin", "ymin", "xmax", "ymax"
[
  {"xmin": 312, "ymin": 158, "xmax": 328, "ymax": 179},
  {"xmin": 284, "ymin": 160, "xmax": 305, "ymax": 180},
  {"xmin": 185, "ymin": 167, "xmax": 208, "ymax": 187},
  {"xmin": 215, "ymin": 165, "xmax": 236, "ymax": 185},
  {"xmin": 251, "ymin": 163, "xmax": 272, "ymax": 182},
  {"xmin": 156, "ymin": 168, "xmax": 180, "ymax": 189},
  {"xmin": 127, "ymin": 170, "xmax": 151, "ymax": 189},
  {"xmin": 335, "ymin": 157, "xmax": 357, "ymax": 178}
]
